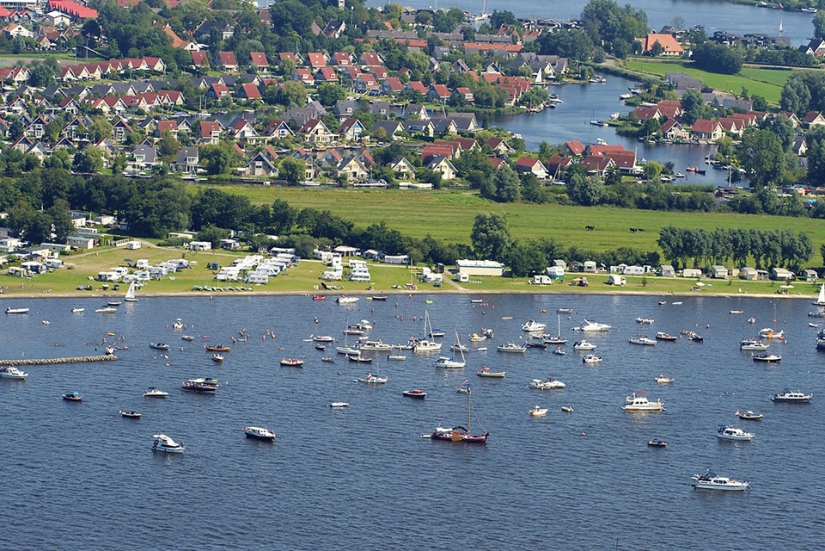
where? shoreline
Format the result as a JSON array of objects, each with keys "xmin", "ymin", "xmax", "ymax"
[{"xmin": 0, "ymin": 288, "xmax": 816, "ymax": 300}]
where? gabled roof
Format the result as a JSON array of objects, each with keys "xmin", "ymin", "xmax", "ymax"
[
  {"xmin": 191, "ymin": 51, "xmax": 209, "ymax": 67},
  {"xmin": 249, "ymin": 52, "xmax": 268, "ymax": 67},
  {"xmin": 218, "ymin": 51, "xmax": 238, "ymax": 67},
  {"xmin": 640, "ymin": 33, "xmax": 684, "ymax": 54},
  {"xmin": 565, "ymin": 140, "xmax": 585, "ymax": 155}
]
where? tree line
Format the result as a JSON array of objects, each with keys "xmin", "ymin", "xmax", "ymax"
[{"xmin": 657, "ymin": 226, "xmax": 814, "ymax": 271}]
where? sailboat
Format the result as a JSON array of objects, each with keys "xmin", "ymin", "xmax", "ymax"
[
  {"xmin": 430, "ymin": 387, "xmax": 489, "ymax": 444},
  {"xmin": 759, "ymin": 303, "xmax": 785, "ymax": 340},
  {"xmin": 436, "ymin": 331, "xmax": 466, "ymax": 368},
  {"xmin": 543, "ymin": 314, "xmax": 568, "ymax": 345},
  {"xmin": 412, "ymin": 310, "xmax": 442, "ymax": 353},
  {"xmin": 336, "ymin": 318, "xmax": 360, "ymax": 355},
  {"xmin": 813, "ymin": 284, "xmax": 825, "ymax": 306},
  {"xmin": 124, "ymin": 281, "xmax": 138, "ymax": 303}
]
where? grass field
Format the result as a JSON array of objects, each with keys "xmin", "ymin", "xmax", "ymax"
[
  {"xmin": 620, "ymin": 59, "xmax": 789, "ymax": 104},
  {"xmin": 188, "ymin": 185, "xmax": 825, "ymax": 256},
  {"xmin": 1, "ymin": 239, "xmax": 820, "ymax": 299}
]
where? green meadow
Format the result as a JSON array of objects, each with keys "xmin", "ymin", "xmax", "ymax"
[
  {"xmin": 189, "ymin": 185, "xmax": 825, "ymax": 255},
  {"xmin": 620, "ymin": 59, "xmax": 791, "ymax": 104}
]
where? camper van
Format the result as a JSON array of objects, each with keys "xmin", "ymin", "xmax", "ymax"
[{"xmin": 608, "ymin": 274, "xmax": 626, "ymax": 286}]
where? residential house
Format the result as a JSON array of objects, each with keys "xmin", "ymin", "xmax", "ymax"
[
  {"xmin": 427, "ymin": 84, "xmax": 451, "ymax": 103},
  {"xmin": 299, "ymin": 119, "xmax": 334, "ymax": 143},
  {"xmin": 207, "ymin": 82, "xmax": 231, "ymax": 100},
  {"xmin": 332, "ymin": 52, "xmax": 352, "ymax": 66},
  {"xmin": 246, "ymin": 148, "xmax": 279, "ymax": 176},
  {"xmin": 216, "ymin": 52, "xmax": 238, "ymax": 72},
  {"xmin": 800, "ymin": 37, "xmax": 825, "ymax": 57},
  {"xmin": 174, "ymin": 146, "xmax": 199, "ymax": 174},
  {"xmin": 354, "ymin": 73, "xmax": 379, "ymax": 93},
  {"xmin": 564, "ymin": 140, "xmax": 586, "ymax": 156},
  {"xmin": 802, "ymin": 111, "xmax": 825, "ymax": 128},
  {"xmin": 237, "ymin": 83, "xmax": 262, "ymax": 101},
  {"xmin": 380, "ymin": 77, "xmax": 404, "ymax": 96},
  {"xmin": 199, "ymin": 120, "xmax": 223, "ymax": 144},
  {"xmin": 427, "ymin": 155, "xmax": 457, "ymax": 180},
  {"xmin": 293, "ymin": 68, "xmax": 315, "ymax": 85},
  {"xmin": 306, "ymin": 52, "xmax": 328, "ymax": 69},
  {"xmin": 338, "ymin": 118, "xmax": 365, "ymax": 141},
  {"xmin": 639, "ymin": 33, "xmax": 684, "ymax": 55},
  {"xmin": 131, "ymin": 144, "xmax": 158, "ymax": 171},
  {"xmin": 262, "ymin": 119, "xmax": 294, "ymax": 139},
  {"xmin": 633, "ymin": 106, "xmax": 661, "ymax": 121},
  {"xmin": 388, "ymin": 156, "xmax": 416, "ymax": 178},
  {"xmin": 793, "ymin": 136, "xmax": 808, "ymax": 156},
  {"xmin": 112, "ymin": 118, "xmax": 133, "ymax": 143},
  {"xmin": 249, "ymin": 52, "xmax": 269, "ymax": 71},
  {"xmin": 581, "ymin": 155, "xmax": 615, "ymax": 176},
  {"xmin": 659, "ymin": 119, "xmax": 689, "ymax": 141},
  {"xmin": 372, "ymin": 120, "xmax": 405, "ymax": 140},
  {"xmin": 228, "ymin": 118, "xmax": 261, "ymax": 144},
  {"xmin": 691, "ymin": 119, "xmax": 724, "ymax": 141},
  {"xmin": 456, "ymin": 87, "xmax": 474, "ymax": 102},
  {"xmin": 515, "ymin": 157, "xmax": 549, "ymax": 179},
  {"xmin": 337, "ymin": 154, "xmax": 369, "ymax": 181},
  {"xmin": 315, "ymin": 67, "xmax": 339, "ymax": 83}
]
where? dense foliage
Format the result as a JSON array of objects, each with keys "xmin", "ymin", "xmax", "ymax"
[
  {"xmin": 691, "ymin": 42, "xmax": 743, "ymax": 74},
  {"xmin": 658, "ymin": 226, "xmax": 813, "ymax": 270}
]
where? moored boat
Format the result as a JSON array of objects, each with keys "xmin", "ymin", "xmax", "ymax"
[
  {"xmin": 654, "ymin": 375, "xmax": 674, "ymax": 384},
  {"xmin": 528, "ymin": 405, "xmax": 548, "ymax": 417},
  {"xmin": 496, "ymin": 342, "xmax": 526, "ymax": 353},
  {"xmin": 522, "ymin": 320, "xmax": 546, "ymax": 332},
  {"xmin": 477, "ymin": 366, "xmax": 505, "ymax": 378},
  {"xmin": 328, "ymin": 402, "xmax": 349, "ymax": 408},
  {"xmin": 629, "ymin": 336, "xmax": 656, "ymax": 346},
  {"xmin": 573, "ymin": 340, "xmax": 596, "ymax": 350},
  {"xmin": 582, "ymin": 354, "xmax": 602, "ymax": 364},
  {"xmin": 205, "ymin": 345, "xmax": 231, "ymax": 352},
  {"xmin": 655, "ymin": 332, "xmax": 677, "ymax": 341},
  {"xmin": 530, "ymin": 377, "xmax": 566, "ymax": 390},
  {"xmin": 578, "ymin": 319, "xmax": 611, "ymax": 332},
  {"xmin": 280, "ymin": 358, "xmax": 305, "ymax": 367},
  {"xmin": 119, "ymin": 410, "xmax": 141, "ymax": 419},
  {"xmin": 149, "ymin": 342, "xmax": 170, "ymax": 351},
  {"xmin": 647, "ymin": 439, "xmax": 667, "ymax": 447},
  {"xmin": 358, "ymin": 373, "xmax": 387, "ymax": 384},
  {"xmin": 95, "ymin": 307, "xmax": 117, "ymax": 314},
  {"xmin": 717, "ymin": 425, "xmax": 754, "ymax": 441},
  {"xmin": 244, "ymin": 426, "xmax": 275, "ymax": 440},
  {"xmin": 737, "ymin": 410, "xmax": 763, "ymax": 420},
  {"xmin": 430, "ymin": 388, "xmax": 488, "ymax": 444},
  {"xmin": 691, "ymin": 470, "xmax": 748, "ymax": 491},
  {"xmin": 5, "ymin": 307, "xmax": 29, "ymax": 314},
  {"xmin": 772, "ymin": 389, "xmax": 812, "ymax": 402},
  {"xmin": 180, "ymin": 378, "xmax": 218, "ymax": 392},
  {"xmin": 753, "ymin": 353, "xmax": 781, "ymax": 363},
  {"xmin": 0, "ymin": 366, "xmax": 28, "ymax": 379},
  {"xmin": 622, "ymin": 391, "xmax": 663, "ymax": 412},
  {"xmin": 403, "ymin": 389, "xmax": 427, "ymax": 399},
  {"xmin": 212, "ymin": 354, "xmax": 224, "ymax": 362},
  {"xmin": 63, "ymin": 391, "xmax": 82, "ymax": 401},
  {"xmin": 143, "ymin": 387, "xmax": 168, "ymax": 397},
  {"xmin": 152, "ymin": 434, "xmax": 185, "ymax": 454}
]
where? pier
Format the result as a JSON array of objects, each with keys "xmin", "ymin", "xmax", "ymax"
[{"xmin": 0, "ymin": 355, "xmax": 119, "ymax": 366}]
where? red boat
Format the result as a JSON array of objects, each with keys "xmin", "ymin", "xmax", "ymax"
[
  {"xmin": 312, "ymin": 296, "xmax": 327, "ymax": 301},
  {"xmin": 430, "ymin": 388, "xmax": 488, "ymax": 444}
]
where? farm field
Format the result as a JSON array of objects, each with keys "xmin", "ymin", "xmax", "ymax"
[{"xmin": 188, "ymin": 185, "xmax": 825, "ymax": 255}]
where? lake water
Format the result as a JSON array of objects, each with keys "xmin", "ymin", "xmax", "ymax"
[
  {"xmin": 2, "ymin": 293, "xmax": 823, "ymax": 549},
  {"xmin": 366, "ymin": 0, "xmax": 814, "ymax": 48}
]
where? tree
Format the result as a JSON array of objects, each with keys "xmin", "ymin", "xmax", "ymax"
[
  {"xmin": 536, "ymin": 29, "xmax": 595, "ymax": 60},
  {"xmin": 815, "ymin": 10, "xmax": 825, "ymax": 39},
  {"xmin": 271, "ymin": 0, "xmax": 313, "ymax": 35},
  {"xmin": 199, "ymin": 143, "xmax": 239, "ymax": 175},
  {"xmin": 493, "ymin": 164, "xmax": 520, "ymax": 203},
  {"xmin": 270, "ymin": 198, "xmax": 297, "ymax": 234},
  {"xmin": 692, "ymin": 42, "xmax": 743, "ymax": 74},
  {"xmin": 739, "ymin": 127, "xmax": 785, "ymax": 189},
  {"xmin": 471, "ymin": 213, "xmax": 512, "ymax": 261},
  {"xmin": 277, "ymin": 81, "xmax": 307, "ymax": 108},
  {"xmin": 47, "ymin": 199, "xmax": 74, "ymax": 243},
  {"xmin": 317, "ymin": 83, "xmax": 346, "ymax": 107},
  {"xmin": 566, "ymin": 170, "xmax": 603, "ymax": 206},
  {"xmin": 279, "ymin": 157, "xmax": 306, "ymax": 186},
  {"xmin": 72, "ymin": 147, "xmax": 104, "ymax": 174}
]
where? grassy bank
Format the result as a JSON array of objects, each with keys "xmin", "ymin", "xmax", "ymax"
[
  {"xmin": 1, "ymin": 242, "xmax": 820, "ymax": 299},
  {"xmin": 619, "ymin": 59, "xmax": 789, "ymax": 104},
  {"xmin": 187, "ymin": 185, "xmax": 825, "ymax": 254}
]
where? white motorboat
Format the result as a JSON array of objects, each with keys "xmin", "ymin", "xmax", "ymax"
[
  {"xmin": 244, "ymin": 426, "xmax": 275, "ymax": 440},
  {"xmin": 477, "ymin": 367, "xmax": 506, "ymax": 378},
  {"xmin": 388, "ymin": 354, "xmax": 406, "ymax": 361},
  {"xmin": 635, "ymin": 317, "xmax": 654, "ymax": 325},
  {"xmin": 759, "ymin": 328, "xmax": 784, "ymax": 340},
  {"xmin": 629, "ymin": 336, "xmax": 656, "ymax": 346},
  {"xmin": 71, "ymin": 307, "xmax": 85, "ymax": 313},
  {"xmin": 772, "ymin": 389, "xmax": 812, "ymax": 402},
  {"xmin": 337, "ymin": 295, "xmax": 359, "ymax": 304},
  {"xmin": 738, "ymin": 410, "xmax": 762, "ymax": 420},
  {"xmin": 95, "ymin": 307, "xmax": 117, "ymax": 314},
  {"xmin": 691, "ymin": 471, "xmax": 749, "ymax": 491},
  {"xmin": 530, "ymin": 377, "xmax": 566, "ymax": 390},
  {"xmin": 529, "ymin": 405, "xmax": 548, "ymax": 417},
  {"xmin": 358, "ymin": 373, "xmax": 388, "ymax": 384},
  {"xmin": 143, "ymin": 387, "xmax": 168, "ymax": 397},
  {"xmin": 578, "ymin": 319, "xmax": 611, "ymax": 332},
  {"xmin": 654, "ymin": 375, "xmax": 674, "ymax": 384},
  {"xmin": 740, "ymin": 338, "xmax": 769, "ymax": 351},
  {"xmin": 522, "ymin": 320, "xmax": 546, "ymax": 332},
  {"xmin": 552, "ymin": 347, "xmax": 565, "ymax": 355},
  {"xmin": 329, "ymin": 402, "xmax": 349, "ymax": 408},
  {"xmin": 752, "ymin": 353, "xmax": 781, "ymax": 363},
  {"xmin": 314, "ymin": 335, "xmax": 335, "ymax": 343},
  {"xmin": 0, "ymin": 366, "xmax": 28, "ymax": 379},
  {"xmin": 5, "ymin": 307, "xmax": 29, "ymax": 314},
  {"xmin": 337, "ymin": 345, "xmax": 360, "ymax": 355},
  {"xmin": 496, "ymin": 342, "xmax": 527, "ymax": 353},
  {"xmin": 582, "ymin": 354, "xmax": 602, "ymax": 364},
  {"xmin": 622, "ymin": 392, "xmax": 664, "ymax": 412},
  {"xmin": 358, "ymin": 340, "xmax": 393, "ymax": 352},
  {"xmin": 573, "ymin": 340, "xmax": 596, "ymax": 350},
  {"xmin": 717, "ymin": 425, "xmax": 754, "ymax": 441},
  {"xmin": 152, "ymin": 434, "xmax": 185, "ymax": 454}
]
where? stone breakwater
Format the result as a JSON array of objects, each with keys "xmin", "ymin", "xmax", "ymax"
[{"xmin": 0, "ymin": 355, "xmax": 118, "ymax": 366}]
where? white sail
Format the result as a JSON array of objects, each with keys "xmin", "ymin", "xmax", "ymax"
[
  {"xmin": 817, "ymin": 284, "xmax": 825, "ymax": 305},
  {"xmin": 124, "ymin": 281, "xmax": 138, "ymax": 302}
]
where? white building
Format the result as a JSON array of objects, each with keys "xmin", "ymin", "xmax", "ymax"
[
  {"xmin": 455, "ymin": 259, "xmax": 505, "ymax": 277},
  {"xmin": 189, "ymin": 241, "xmax": 212, "ymax": 251}
]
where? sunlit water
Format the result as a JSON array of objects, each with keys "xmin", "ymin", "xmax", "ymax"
[{"xmin": 1, "ymin": 293, "xmax": 822, "ymax": 549}]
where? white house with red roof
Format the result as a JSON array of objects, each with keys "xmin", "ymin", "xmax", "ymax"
[
  {"xmin": 216, "ymin": 51, "xmax": 238, "ymax": 72},
  {"xmin": 690, "ymin": 119, "xmax": 724, "ymax": 141},
  {"xmin": 515, "ymin": 156, "xmax": 548, "ymax": 179}
]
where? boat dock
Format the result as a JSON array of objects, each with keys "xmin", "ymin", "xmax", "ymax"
[{"xmin": 0, "ymin": 355, "xmax": 118, "ymax": 366}]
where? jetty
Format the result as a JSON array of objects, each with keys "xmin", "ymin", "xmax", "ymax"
[{"xmin": 0, "ymin": 355, "xmax": 118, "ymax": 366}]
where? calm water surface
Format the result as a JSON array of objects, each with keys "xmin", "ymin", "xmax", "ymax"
[{"xmin": 1, "ymin": 293, "xmax": 823, "ymax": 549}]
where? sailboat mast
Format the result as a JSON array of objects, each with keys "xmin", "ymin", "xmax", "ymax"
[{"xmin": 467, "ymin": 388, "xmax": 472, "ymax": 433}]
